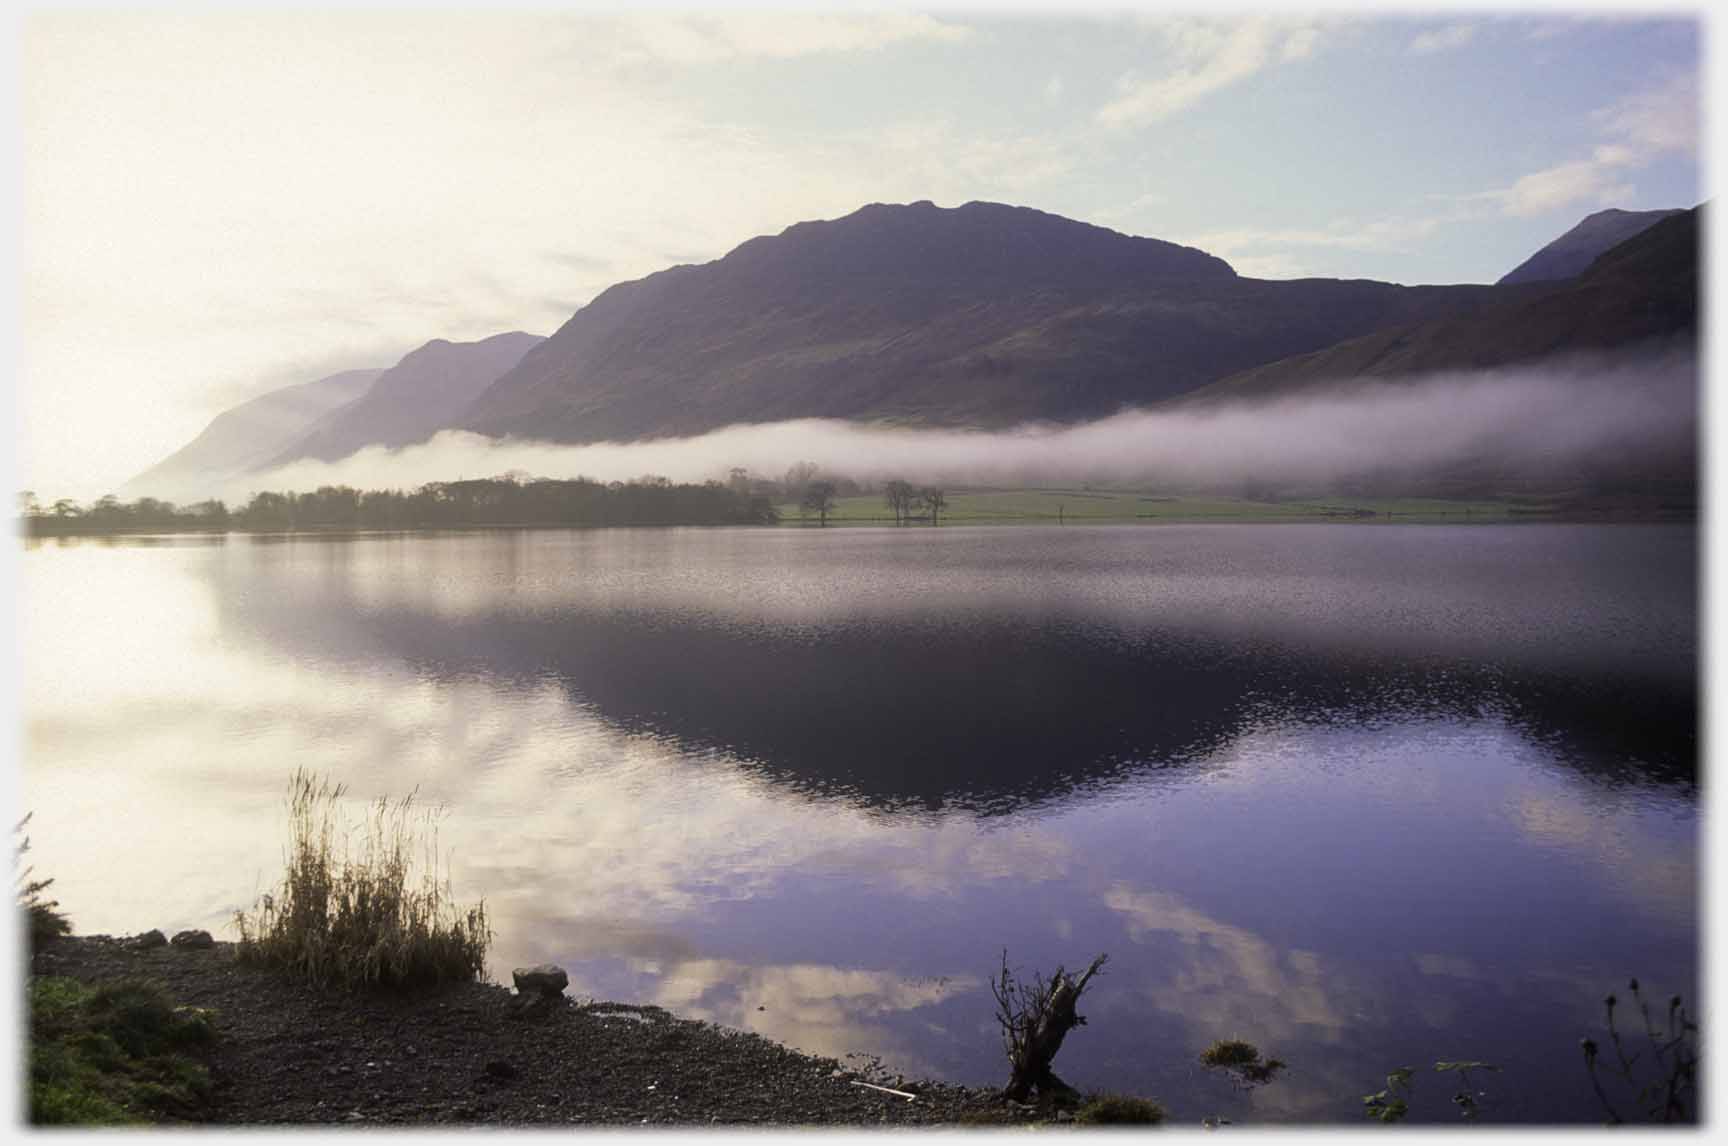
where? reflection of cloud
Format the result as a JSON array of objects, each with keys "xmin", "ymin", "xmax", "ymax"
[
  {"xmin": 1104, "ymin": 882, "xmax": 1348, "ymax": 1044},
  {"xmin": 577, "ymin": 956, "xmax": 984, "ymax": 1076},
  {"xmin": 1511, "ymin": 792, "xmax": 1696, "ymax": 927},
  {"xmin": 22, "ymin": 543, "xmax": 1077, "ymax": 944}
]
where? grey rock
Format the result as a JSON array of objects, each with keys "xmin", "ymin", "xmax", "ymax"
[
  {"xmin": 131, "ymin": 929, "xmax": 167, "ymax": 949},
  {"xmin": 511, "ymin": 963, "xmax": 569, "ymax": 997},
  {"xmin": 170, "ymin": 929, "xmax": 215, "ymax": 949}
]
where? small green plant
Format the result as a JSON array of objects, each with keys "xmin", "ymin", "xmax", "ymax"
[
  {"xmin": 27, "ymin": 976, "xmax": 217, "ymax": 1124},
  {"xmin": 1581, "ymin": 978, "xmax": 1697, "ymax": 1124},
  {"xmin": 1199, "ymin": 1038, "xmax": 1287, "ymax": 1087},
  {"xmin": 1361, "ymin": 1060, "xmax": 1497, "ymax": 1123},
  {"xmin": 1363, "ymin": 1066, "xmax": 1416, "ymax": 1123},
  {"xmin": 234, "ymin": 769, "xmax": 490, "ymax": 991},
  {"xmin": 1074, "ymin": 1093, "xmax": 1167, "ymax": 1124},
  {"xmin": 1434, "ymin": 1060, "xmax": 1498, "ymax": 1122},
  {"xmin": 15, "ymin": 813, "xmax": 72, "ymax": 949}
]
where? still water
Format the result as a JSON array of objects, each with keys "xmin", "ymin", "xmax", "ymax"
[{"xmin": 21, "ymin": 524, "xmax": 1696, "ymax": 1123}]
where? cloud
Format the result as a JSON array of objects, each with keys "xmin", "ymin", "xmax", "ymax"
[
  {"xmin": 1480, "ymin": 70, "xmax": 1697, "ymax": 217},
  {"xmin": 606, "ymin": 12, "xmax": 973, "ymax": 65},
  {"xmin": 1408, "ymin": 23, "xmax": 1478, "ymax": 55},
  {"xmin": 228, "ymin": 348, "xmax": 1696, "ymax": 500},
  {"xmin": 1168, "ymin": 211, "xmax": 1461, "ymax": 278},
  {"xmin": 1495, "ymin": 160, "xmax": 1635, "ymax": 218},
  {"xmin": 1096, "ymin": 17, "xmax": 1321, "ymax": 128}
]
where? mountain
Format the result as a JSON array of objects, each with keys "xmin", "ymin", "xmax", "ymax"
[
  {"xmin": 1498, "ymin": 207, "xmax": 1685, "ymax": 285},
  {"xmin": 270, "ymin": 331, "xmax": 543, "ymax": 466},
  {"xmin": 1180, "ymin": 206, "xmax": 1700, "ymax": 406},
  {"xmin": 460, "ymin": 200, "xmax": 1512, "ymax": 443},
  {"xmin": 124, "ymin": 368, "xmax": 384, "ymax": 501}
]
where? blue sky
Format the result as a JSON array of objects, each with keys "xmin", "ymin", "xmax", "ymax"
[{"xmin": 18, "ymin": 8, "xmax": 1704, "ymax": 497}]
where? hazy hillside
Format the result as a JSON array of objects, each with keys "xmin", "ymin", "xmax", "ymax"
[
  {"xmin": 270, "ymin": 331, "xmax": 543, "ymax": 466},
  {"xmin": 1498, "ymin": 207, "xmax": 1685, "ymax": 285},
  {"xmin": 460, "ymin": 200, "xmax": 1511, "ymax": 443},
  {"xmin": 124, "ymin": 368, "xmax": 383, "ymax": 500},
  {"xmin": 1182, "ymin": 206, "xmax": 1700, "ymax": 406}
]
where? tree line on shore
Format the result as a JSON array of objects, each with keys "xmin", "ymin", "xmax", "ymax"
[
  {"xmin": 18, "ymin": 476, "xmax": 781, "ymax": 535},
  {"xmin": 19, "ymin": 461, "xmax": 960, "ymax": 535}
]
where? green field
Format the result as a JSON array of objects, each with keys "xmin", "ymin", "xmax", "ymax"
[{"xmin": 776, "ymin": 487, "xmax": 1546, "ymax": 526}]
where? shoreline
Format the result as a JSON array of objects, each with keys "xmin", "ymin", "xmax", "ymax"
[
  {"xmin": 27, "ymin": 933, "xmax": 1029, "ymax": 1127},
  {"xmin": 17, "ymin": 504, "xmax": 1699, "ymax": 541}
]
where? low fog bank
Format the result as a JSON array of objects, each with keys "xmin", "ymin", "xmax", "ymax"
[{"xmin": 236, "ymin": 350, "xmax": 1697, "ymax": 499}]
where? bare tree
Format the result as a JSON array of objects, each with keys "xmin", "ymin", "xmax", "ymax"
[
  {"xmin": 991, "ymin": 951, "xmax": 1108, "ymax": 1103},
  {"xmin": 801, "ymin": 479, "xmax": 837, "ymax": 527},
  {"xmin": 782, "ymin": 461, "xmax": 819, "ymax": 502},
  {"xmin": 884, "ymin": 479, "xmax": 915, "ymax": 525},
  {"xmin": 923, "ymin": 487, "xmax": 948, "ymax": 526}
]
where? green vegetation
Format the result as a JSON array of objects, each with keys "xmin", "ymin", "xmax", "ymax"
[
  {"xmin": 234, "ymin": 769, "xmax": 491, "ymax": 991},
  {"xmin": 1198, "ymin": 1038, "xmax": 1287, "ymax": 1087},
  {"xmin": 1362, "ymin": 1060, "xmax": 1498, "ymax": 1124},
  {"xmin": 1581, "ymin": 979, "xmax": 1697, "ymax": 1124},
  {"xmin": 777, "ymin": 486, "xmax": 1540, "ymax": 525},
  {"xmin": 20, "ymin": 475, "xmax": 779, "ymax": 536},
  {"xmin": 28, "ymin": 976, "xmax": 217, "ymax": 1125},
  {"xmin": 1074, "ymin": 1093, "xmax": 1167, "ymax": 1124},
  {"xmin": 15, "ymin": 813, "xmax": 71, "ymax": 950}
]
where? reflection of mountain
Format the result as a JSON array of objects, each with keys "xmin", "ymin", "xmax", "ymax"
[{"xmin": 210, "ymin": 533, "xmax": 1695, "ymax": 811}]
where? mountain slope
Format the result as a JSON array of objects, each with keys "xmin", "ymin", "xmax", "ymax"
[
  {"xmin": 1498, "ymin": 207, "xmax": 1685, "ymax": 285},
  {"xmin": 460, "ymin": 200, "xmax": 1511, "ymax": 443},
  {"xmin": 1182, "ymin": 205, "xmax": 1700, "ymax": 405},
  {"xmin": 270, "ymin": 331, "xmax": 543, "ymax": 466},
  {"xmin": 124, "ymin": 368, "xmax": 384, "ymax": 500}
]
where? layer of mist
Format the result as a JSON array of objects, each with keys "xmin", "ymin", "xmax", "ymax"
[{"xmin": 235, "ymin": 350, "xmax": 1697, "ymax": 498}]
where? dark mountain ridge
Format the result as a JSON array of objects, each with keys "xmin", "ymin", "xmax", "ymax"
[
  {"xmin": 1182, "ymin": 205, "xmax": 1701, "ymax": 405},
  {"xmin": 459, "ymin": 200, "xmax": 1516, "ymax": 443},
  {"xmin": 1498, "ymin": 207, "xmax": 1685, "ymax": 285}
]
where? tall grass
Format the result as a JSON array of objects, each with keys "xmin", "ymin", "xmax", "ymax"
[
  {"xmin": 234, "ymin": 770, "xmax": 490, "ymax": 991},
  {"xmin": 16, "ymin": 813, "xmax": 72, "ymax": 950}
]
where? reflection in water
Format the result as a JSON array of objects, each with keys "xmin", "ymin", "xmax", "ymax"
[{"xmin": 21, "ymin": 525, "xmax": 1696, "ymax": 1123}]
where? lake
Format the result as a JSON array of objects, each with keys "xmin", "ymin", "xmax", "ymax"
[{"xmin": 20, "ymin": 523, "xmax": 1697, "ymax": 1123}]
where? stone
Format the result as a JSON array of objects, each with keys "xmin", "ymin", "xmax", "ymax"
[
  {"xmin": 131, "ymin": 929, "xmax": 167, "ymax": 949},
  {"xmin": 170, "ymin": 929, "xmax": 215, "ymax": 949},
  {"xmin": 511, "ymin": 963, "xmax": 569, "ymax": 997}
]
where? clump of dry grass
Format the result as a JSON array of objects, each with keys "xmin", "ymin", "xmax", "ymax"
[{"xmin": 234, "ymin": 770, "xmax": 490, "ymax": 991}]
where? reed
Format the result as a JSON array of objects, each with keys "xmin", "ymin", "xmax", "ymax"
[{"xmin": 234, "ymin": 770, "xmax": 489, "ymax": 991}]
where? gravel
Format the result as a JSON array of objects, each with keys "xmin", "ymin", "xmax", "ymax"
[{"xmin": 30, "ymin": 935, "xmax": 1026, "ymax": 1127}]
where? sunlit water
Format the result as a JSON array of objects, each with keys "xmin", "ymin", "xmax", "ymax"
[{"xmin": 21, "ymin": 523, "xmax": 1696, "ymax": 1123}]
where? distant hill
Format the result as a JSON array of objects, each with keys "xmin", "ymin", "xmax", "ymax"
[
  {"xmin": 124, "ymin": 368, "xmax": 383, "ymax": 501},
  {"xmin": 269, "ymin": 331, "xmax": 543, "ymax": 467},
  {"xmin": 1498, "ymin": 207, "xmax": 1684, "ymax": 285},
  {"xmin": 131, "ymin": 200, "xmax": 1701, "ymax": 498},
  {"xmin": 459, "ymin": 200, "xmax": 1511, "ymax": 443},
  {"xmin": 1182, "ymin": 206, "xmax": 1700, "ymax": 406}
]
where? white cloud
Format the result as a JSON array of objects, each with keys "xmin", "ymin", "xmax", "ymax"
[
  {"xmin": 1169, "ymin": 211, "xmax": 1460, "ymax": 277},
  {"xmin": 1596, "ymin": 69, "xmax": 1698, "ymax": 158},
  {"xmin": 1044, "ymin": 73, "xmax": 1064, "ymax": 103},
  {"xmin": 1096, "ymin": 17, "xmax": 1321, "ymax": 128},
  {"xmin": 608, "ymin": 12, "xmax": 973, "ymax": 65},
  {"xmin": 1408, "ymin": 23, "xmax": 1478, "ymax": 55},
  {"xmin": 1479, "ymin": 70, "xmax": 1697, "ymax": 217}
]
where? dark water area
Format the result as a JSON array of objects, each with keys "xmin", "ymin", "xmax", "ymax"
[{"xmin": 23, "ymin": 523, "xmax": 1697, "ymax": 1123}]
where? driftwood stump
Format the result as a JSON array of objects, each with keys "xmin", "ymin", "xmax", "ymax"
[{"xmin": 992, "ymin": 952, "xmax": 1108, "ymax": 1103}]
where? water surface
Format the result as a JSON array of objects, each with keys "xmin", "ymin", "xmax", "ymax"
[{"xmin": 21, "ymin": 523, "xmax": 1697, "ymax": 1123}]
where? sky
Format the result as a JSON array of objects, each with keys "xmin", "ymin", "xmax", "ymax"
[{"xmin": 14, "ymin": 5, "xmax": 1706, "ymax": 499}]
